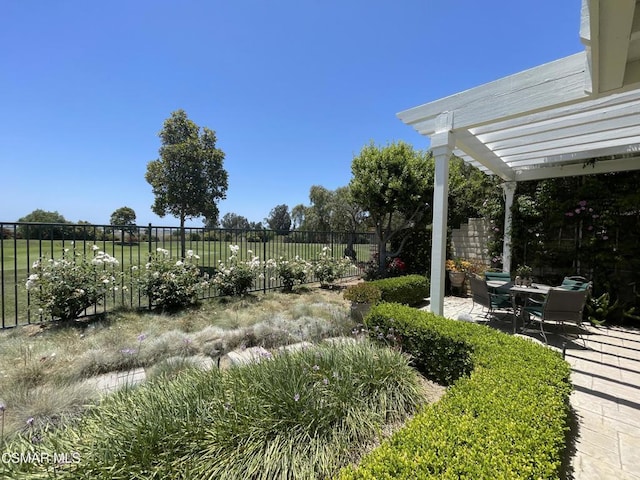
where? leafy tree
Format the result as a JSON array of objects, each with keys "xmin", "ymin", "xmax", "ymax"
[
  {"xmin": 306, "ymin": 185, "xmax": 333, "ymax": 232},
  {"xmin": 331, "ymin": 186, "xmax": 366, "ymax": 232},
  {"xmin": 220, "ymin": 213, "xmax": 250, "ymax": 230},
  {"xmin": 110, "ymin": 206, "xmax": 137, "ymax": 237},
  {"xmin": 145, "ymin": 109, "xmax": 228, "ymax": 258},
  {"xmin": 17, "ymin": 209, "xmax": 69, "ymax": 239},
  {"xmin": 203, "ymin": 217, "xmax": 219, "ymax": 229},
  {"xmin": 349, "ymin": 141, "xmax": 433, "ymax": 274},
  {"xmin": 110, "ymin": 206, "xmax": 137, "ymax": 227},
  {"xmin": 291, "ymin": 204, "xmax": 307, "ymax": 230},
  {"xmin": 265, "ymin": 204, "xmax": 291, "ymax": 234}
]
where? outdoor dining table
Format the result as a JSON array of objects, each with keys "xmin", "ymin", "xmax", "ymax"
[{"xmin": 509, "ymin": 283, "xmax": 552, "ymax": 332}]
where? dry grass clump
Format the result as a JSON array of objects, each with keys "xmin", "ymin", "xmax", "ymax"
[{"xmin": 0, "ymin": 288, "xmax": 353, "ymax": 442}]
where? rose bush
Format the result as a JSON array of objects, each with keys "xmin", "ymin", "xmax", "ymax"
[
  {"xmin": 212, "ymin": 245, "xmax": 261, "ymax": 296},
  {"xmin": 136, "ymin": 248, "xmax": 208, "ymax": 310},
  {"xmin": 26, "ymin": 244, "xmax": 121, "ymax": 321}
]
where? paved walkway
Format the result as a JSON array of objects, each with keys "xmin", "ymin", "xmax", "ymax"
[{"xmin": 431, "ymin": 295, "xmax": 640, "ymax": 480}]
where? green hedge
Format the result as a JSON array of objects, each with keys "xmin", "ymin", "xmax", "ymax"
[
  {"xmin": 341, "ymin": 303, "xmax": 572, "ymax": 479},
  {"xmin": 368, "ymin": 275, "xmax": 429, "ymax": 306}
]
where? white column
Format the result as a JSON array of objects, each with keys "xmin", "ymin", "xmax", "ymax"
[
  {"xmin": 501, "ymin": 181, "xmax": 516, "ymax": 273},
  {"xmin": 429, "ymin": 131, "xmax": 453, "ymax": 316}
]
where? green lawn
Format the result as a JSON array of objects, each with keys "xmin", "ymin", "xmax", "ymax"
[{"xmin": 1, "ymin": 237, "xmax": 374, "ymax": 327}]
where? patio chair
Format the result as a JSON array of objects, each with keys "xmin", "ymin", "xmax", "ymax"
[
  {"xmin": 523, "ymin": 287, "xmax": 589, "ymax": 345},
  {"xmin": 484, "ymin": 270, "xmax": 512, "ymax": 294},
  {"xmin": 469, "ymin": 276, "xmax": 514, "ymax": 324},
  {"xmin": 558, "ymin": 276, "xmax": 591, "ymax": 292}
]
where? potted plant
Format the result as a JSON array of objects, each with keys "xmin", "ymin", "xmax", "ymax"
[
  {"xmin": 515, "ymin": 264, "xmax": 533, "ymax": 286},
  {"xmin": 446, "ymin": 258, "xmax": 471, "ymax": 289},
  {"xmin": 343, "ymin": 282, "xmax": 382, "ymax": 321}
]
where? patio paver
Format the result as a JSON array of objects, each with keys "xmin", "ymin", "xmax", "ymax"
[{"xmin": 427, "ymin": 296, "xmax": 640, "ymax": 480}]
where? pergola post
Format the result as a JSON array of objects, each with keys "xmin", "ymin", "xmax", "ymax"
[
  {"xmin": 429, "ymin": 131, "xmax": 453, "ymax": 316},
  {"xmin": 501, "ymin": 181, "xmax": 516, "ymax": 273}
]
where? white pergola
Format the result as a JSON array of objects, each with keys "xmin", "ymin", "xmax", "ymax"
[{"xmin": 398, "ymin": 0, "xmax": 640, "ymax": 315}]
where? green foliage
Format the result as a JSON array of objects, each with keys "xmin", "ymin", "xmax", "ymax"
[
  {"xmin": 349, "ymin": 141, "xmax": 433, "ymax": 273},
  {"xmin": 136, "ymin": 248, "xmax": 209, "ymax": 309},
  {"xmin": 219, "ymin": 212, "xmax": 250, "ymax": 230},
  {"xmin": 145, "ymin": 109, "xmax": 228, "ymax": 257},
  {"xmin": 343, "ymin": 282, "xmax": 382, "ymax": 304},
  {"xmin": 586, "ymin": 292, "xmax": 619, "ymax": 325},
  {"xmin": 5, "ymin": 341, "xmax": 426, "ymax": 479},
  {"xmin": 211, "ymin": 245, "xmax": 260, "ymax": 296},
  {"xmin": 267, "ymin": 255, "xmax": 311, "ymax": 292},
  {"xmin": 17, "ymin": 209, "xmax": 69, "ymax": 239},
  {"xmin": 340, "ymin": 303, "xmax": 572, "ymax": 479},
  {"xmin": 312, "ymin": 247, "xmax": 353, "ymax": 286},
  {"xmin": 364, "ymin": 303, "xmax": 472, "ymax": 385},
  {"xmin": 447, "ymin": 156, "xmax": 504, "ymax": 230},
  {"xmin": 515, "ymin": 264, "xmax": 533, "ymax": 278},
  {"xmin": 109, "ymin": 206, "xmax": 136, "ymax": 228},
  {"xmin": 25, "ymin": 245, "xmax": 121, "ymax": 321},
  {"xmin": 368, "ymin": 275, "xmax": 429, "ymax": 306},
  {"xmin": 265, "ymin": 203, "xmax": 291, "ymax": 234},
  {"xmin": 511, "ymin": 172, "xmax": 640, "ymax": 320}
]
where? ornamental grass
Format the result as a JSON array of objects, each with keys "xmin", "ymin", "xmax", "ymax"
[{"xmin": 5, "ymin": 340, "xmax": 427, "ymax": 479}]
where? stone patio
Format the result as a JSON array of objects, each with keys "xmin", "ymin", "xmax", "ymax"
[{"xmin": 431, "ymin": 295, "xmax": 640, "ymax": 480}]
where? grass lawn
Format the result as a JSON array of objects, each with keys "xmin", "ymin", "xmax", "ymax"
[
  {"xmin": 0, "ymin": 287, "xmax": 441, "ymax": 479},
  {"xmin": 1, "ymin": 237, "xmax": 373, "ymax": 328}
]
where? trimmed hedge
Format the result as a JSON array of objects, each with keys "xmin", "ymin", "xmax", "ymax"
[
  {"xmin": 368, "ymin": 274, "xmax": 429, "ymax": 306},
  {"xmin": 341, "ymin": 303, "xmax": 572, "ymax": 479}
]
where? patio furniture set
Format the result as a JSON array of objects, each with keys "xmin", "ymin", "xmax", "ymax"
[{"xmin": 469, "ymin": 272, "xmax": 592, "ymax": 345}]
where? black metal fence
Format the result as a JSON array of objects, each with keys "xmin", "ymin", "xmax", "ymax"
[{"xmin": 0, "ymin": 222, "xmax": 375, "ymax": 328}]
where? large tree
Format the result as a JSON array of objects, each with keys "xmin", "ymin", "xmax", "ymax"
[
  {"xmin": 291, "ymin": 204, "xmax": 307, "ymax": 230},
  {"xmin": 17, "ymin": 209, "xmax": 69, "ymax": 239},
  {"xmin": 146, "ymin": 109, "xmax": 228, "ymax": 257},
  {"xmin": 220, "ymin": 212, "xmax": 250, "ymax": 230},
  {"xmin": 265, "ymin": 204, "xmax": 291, "ymax": 234},
  {"xmin": 306, "ymin": 185, "xmax": 333, "ymax": 232},
  {"xmin": 349, "ymin": 141, "xmax": 433, "ymax": 274},
  {"xmin": 110, "ymin": 206, "xmax": 137, "ymax": 237}
]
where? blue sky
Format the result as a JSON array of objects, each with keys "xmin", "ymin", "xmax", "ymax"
[{"xmin": 1, "ymin": 0, "xmax": 583, "ymax": 227}]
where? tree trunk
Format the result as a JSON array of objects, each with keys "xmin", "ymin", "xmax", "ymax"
[{"xmin": 180, "ymin": 215, "xmax": 186, "ymax": 259}]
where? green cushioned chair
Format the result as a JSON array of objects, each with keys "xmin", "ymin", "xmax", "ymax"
[{"xmin": 469, "ymin": 276, "xmax": 514, "ymax": 328}]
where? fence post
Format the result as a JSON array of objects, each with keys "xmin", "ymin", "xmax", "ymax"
[
  {"xmin": 148, "ymin": 223, "xmax": 152, "ymax": 310},
  {"xmin": 263, "ymin": 229, "xmax": 267, "ymax": 293}
]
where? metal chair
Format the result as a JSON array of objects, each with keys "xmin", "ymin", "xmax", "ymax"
[
  {"xmin": 523, "ymin": 287, "xmax": 589, "ymax": 345},
  {"xmin": 469, "ymin": 276, "xmax": 514, "ymax": 325}
]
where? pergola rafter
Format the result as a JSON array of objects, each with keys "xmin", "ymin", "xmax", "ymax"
[{"xmin": 398, "ymin": 0, "xmax": 640, "ymax": 315}]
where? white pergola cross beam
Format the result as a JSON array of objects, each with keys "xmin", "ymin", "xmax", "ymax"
[{"xmin": 398, "ymin": 0, "xmax": 640, "ymax": 316}]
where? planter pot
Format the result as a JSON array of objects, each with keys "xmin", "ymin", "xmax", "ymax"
[
  {"xmin": 350, "ymin": 302, "xmax": 372, "ymax": 321},
  {"xmin": 448, "ymin": 271, "xmax": 466, "ymax": 288}
]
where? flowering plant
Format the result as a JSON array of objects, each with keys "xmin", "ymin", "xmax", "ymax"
[
  {"xmin": 212, "ymin": 245, "xmax": 261, "ymax": 296},
  {"xmin": 267, "ymin": 255, "xmax": 311, "ymax": 292},
  {"xmin": 311, "ymin": 247, "xmax": 353, "ymax": 286},
  {"xmin": 136, "ymin": 248, "xmax": 208, "ymax": 309},
  {"xmin": 446, "ymin": 258, "xmax": 472, "ymax": 273},
  {"xmin": 387, "ymin": 257, "xmax": 406, "ymax": 276},
  {"xmin": 26, "ymin": 244, "xmax": 121, "ymax": 321},
  {"xmin": 515, "ymin": 264, "xmax": 533, "ymax": 279}
]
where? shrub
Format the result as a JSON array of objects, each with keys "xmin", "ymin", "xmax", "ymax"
[
  {"xmin": 343, "ymin": 282, "xmax": 382, "ymax": 304},
  {"xmin": 340, "ymin": 303, "xmax": 572, "ymax": 479},
  {"xmin": 267, "ymin": 255, "xmax": 312, "ymax": 292},
  {"xmin": 25, "ymin": 244, "xmax": 121, "ymax": 321},
  {"xmin": 368, "ymin": 274, "xmax": 429, "ymax": 305},
  {"xmin": 136, "ymin": 248, "xmax": 209, "ymax": 310},
  {"xmin": 312, "ymin": 247, "xmax": 353, "ymax": 286},
  {"xmin": 211, "ymin": 245, "xmax": 260, "ymax": 296}
]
